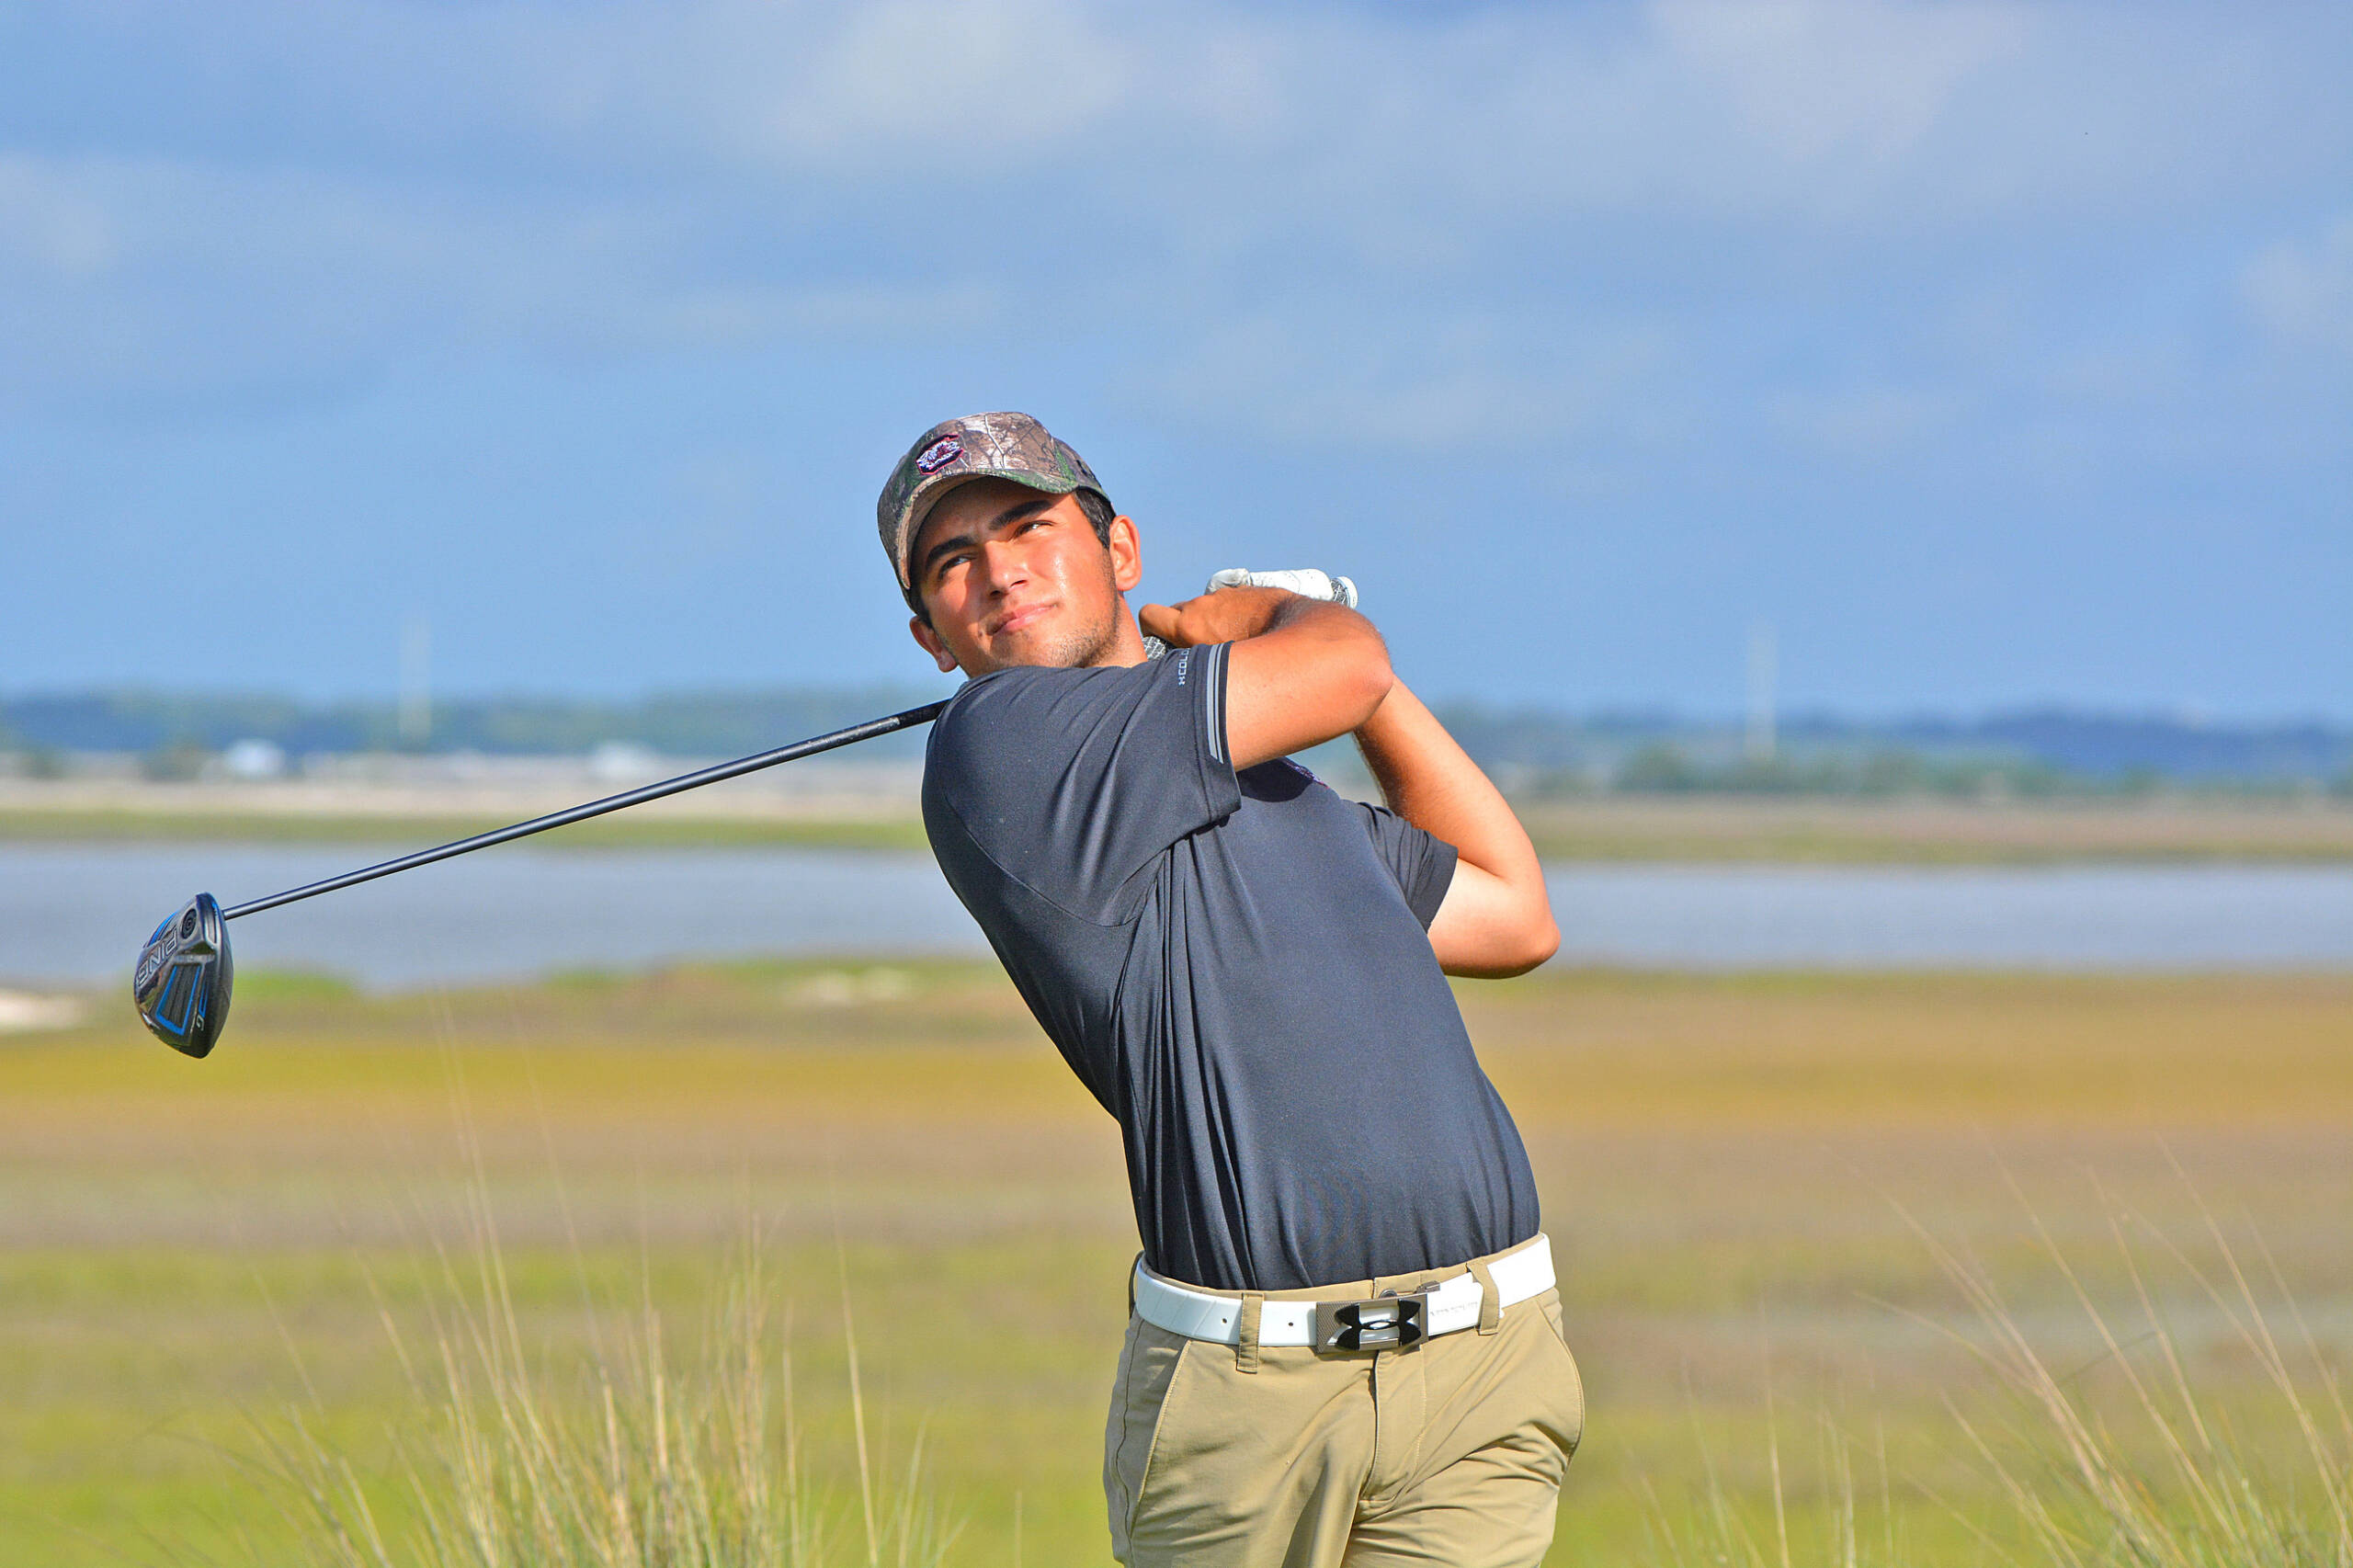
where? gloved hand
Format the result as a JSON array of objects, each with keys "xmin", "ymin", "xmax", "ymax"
[
  {"xmin": 1142, "ymin": 568, "xmax": 1359, "ymax": 658},
  {"xmin": 1206, "ymin": 567, "xmax": 1359, "ymax": 608}
]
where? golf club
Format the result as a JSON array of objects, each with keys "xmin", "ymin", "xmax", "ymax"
[{"xmin": 131, "ymin": 699, "xmax": 948, "ymax": 1059}]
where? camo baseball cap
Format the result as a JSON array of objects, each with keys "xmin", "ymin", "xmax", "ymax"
[{"xmin": 877, "ymin": 412, "xmax": 1106, "ymax": 591}]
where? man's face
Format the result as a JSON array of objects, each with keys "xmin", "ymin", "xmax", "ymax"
[{"xmin": 907, "ymin": 479, "xmax": 1143, "ymax": 676}]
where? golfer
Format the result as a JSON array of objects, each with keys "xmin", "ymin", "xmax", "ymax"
[{"xmin": 879, "ymin": 412, "xmax": 1581, "ymax": 1567}]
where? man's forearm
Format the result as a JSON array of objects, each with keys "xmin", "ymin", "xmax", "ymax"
[
  {"xmin": 1357, "ymin": 678, "xmax": 1557, "ymax": 975},
  {"xmin": 1354, "ymin": 680, "xmax": 1540, "ymax": 885},
  {"xmin": 1142, "ymin": 586, "xmax": 1392, "ymax": 770}
]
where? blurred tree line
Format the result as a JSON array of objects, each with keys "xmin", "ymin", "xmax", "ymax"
[{"xmin": 3, "ymin": 689, "xmax": 2349, "ymax": 799}]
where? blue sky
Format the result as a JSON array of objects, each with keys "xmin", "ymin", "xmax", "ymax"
[{"xmin": 2, "ymin": 1, "xmax": 2347, "ymax": 718}]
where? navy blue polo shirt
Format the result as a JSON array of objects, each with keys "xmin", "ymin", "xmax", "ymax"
[{"xmin": 921, "ymin": 642, "xmax": 1540, "ymax": 1291}]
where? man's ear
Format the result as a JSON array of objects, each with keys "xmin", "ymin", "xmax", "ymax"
[
  {"xmin": 1108, "ymin": 514, "xmax": 1142, "ymax": 594},
  {"xmin": 909, "ymin": 616, "xmax": 960, "ymax": 674}
]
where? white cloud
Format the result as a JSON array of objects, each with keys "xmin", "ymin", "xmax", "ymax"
[
  {"xmin": 0, "ymin": 149, "xmax": 999, "ymax": 403},
  {"xmin": 59, "ymin": 0, "xmax": 2326, "ymax": 222},
  {"xmin": 1768, "ymin": 382, "xmax": 1961, "ymax": 456},
  {"xmin": 753, "ymin": 0, "xmax": 1137, "ymax": 159},
  {"xmin": 0, "ymin": 155, "xmax": 119, "ymax": 278},
  {"xmin": 1652, "ymin": 0, "xmax": 2029, "ymax": 165},
  {"xmin": 1147, "ymin": 308, "xmax": 1671, "ymax": 449},
  {"xmin": 2245, "ymin": 217, "xmax": 2353, "ymax": 354},
  {"xmin": 0, "ymin": 0, "xmax": 2345, "ymax": 424},
  {"xmin": 649, "ymin": 278, "xmax": 1000, "ymax": 342}
]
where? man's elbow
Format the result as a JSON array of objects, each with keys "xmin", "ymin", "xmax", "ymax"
[
  {"xmin": 1494, "ymin": 915, "xmax": 1560, "ymax": 978},
  {"xmin": 1442, "ymin": 911, "xmax": 1559, "ymax": 980},
  {"xmin": 1327, "ymin": 627, "xmax": 1392, "ymax": 729},
  {"xmin": 1342, "ymin": 645, "xmax": 1394, "ymax": 730}
]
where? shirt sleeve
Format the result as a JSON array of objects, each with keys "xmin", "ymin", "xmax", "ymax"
[
  {"xmin": 924, "ymin": 644, "xmax": 1245, "ymax": 924},
  {"xmin": 1353, "ymin": 801, "xmax": 1459, "ymax": 930}
]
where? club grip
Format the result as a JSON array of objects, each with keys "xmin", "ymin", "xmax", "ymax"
[{"xmin": 1207, "ymin": 567, "xmax": 1359, "ymax": 608}]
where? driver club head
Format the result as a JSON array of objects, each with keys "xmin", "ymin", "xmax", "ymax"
[{"xmin": 133, "ymin": 892, "xmax": 233, "ymax": 1059}]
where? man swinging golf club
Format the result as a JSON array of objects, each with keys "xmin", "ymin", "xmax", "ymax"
[{"xmin": 881, "ymin": 412, "xmax": 1581, "ymax": 1567}]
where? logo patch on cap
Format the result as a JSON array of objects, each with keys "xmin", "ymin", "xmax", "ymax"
[{"xmin": 915, "ymin": 435, "xmax": 963, "ymax": 475}]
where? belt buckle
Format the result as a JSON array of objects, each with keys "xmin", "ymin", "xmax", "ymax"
[{"xmin": 1314, "ymin": 1290, "xmax": 1429, "ymax": 1354}]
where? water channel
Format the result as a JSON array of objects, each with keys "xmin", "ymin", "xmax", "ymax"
[{"xmin": 5, "ymin": 844, "xmax": 2347, "ymax": 988}]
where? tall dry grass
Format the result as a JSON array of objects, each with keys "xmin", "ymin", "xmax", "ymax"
[
  {"xmin": 248, "ymin": 1204, "xmax": 2347, "ymax": 1568},
  {"xmin": 1643, "ymin": 1187, "xmax": 2352, "ymax": 1568},
  {"xmin": 236, "ymin": 1215, "xmax": 957, "ymax": 1568},
  {"xmin": 236, "ymin": 1197, "xmax": 2350, "ymax": 1568},
  {"xmin": 1927, "ymin": 1189, "xmax": 2352, "ymax": 1568}
]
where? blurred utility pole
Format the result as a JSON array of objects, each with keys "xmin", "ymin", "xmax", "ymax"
[
  {"xmin": 1745, "ymin": 620, "xmax": 1777, "ymax": 763},
  {"xmin": 398, "ymin": 613, "xmax": 432, "ymax": 748}
]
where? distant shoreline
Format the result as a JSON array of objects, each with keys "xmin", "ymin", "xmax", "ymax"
[{"xmin": 6, "ymin": 785, "xmax": 2349, "ymax": 864}]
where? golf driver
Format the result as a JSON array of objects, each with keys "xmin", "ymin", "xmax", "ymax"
[
  {"xmin": 131, "ymin": 700, "xmax": 947, "ymax": 1059},
  {"xmin": 131, "ymin": 567, "xmax": 1357, "ymax": 1058}
]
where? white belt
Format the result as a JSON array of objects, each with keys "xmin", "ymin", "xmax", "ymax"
[{"xmin": 1132, "ymin": 1234, "xmax": 1554, "ymax": 1352}]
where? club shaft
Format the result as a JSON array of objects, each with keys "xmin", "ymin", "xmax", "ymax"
[{"xmin": 222, "ymin": 701, "xmax": 948, "ymax": 921}]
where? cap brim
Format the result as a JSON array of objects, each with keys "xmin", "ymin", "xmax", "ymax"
[{"xmin": 893, "ymin": 468, "xmax": 1080, "ymax": 588}]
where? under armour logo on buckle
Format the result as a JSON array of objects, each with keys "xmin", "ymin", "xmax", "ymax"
[{"xmin": 1317, "ymin": 1294, "xmax": 1427, "ymax": 1352}]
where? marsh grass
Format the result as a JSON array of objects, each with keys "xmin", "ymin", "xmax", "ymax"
[
  {"xmin": 12, "ymin": 965, "xmax": 2347, "ymax": 1565},
  {"xmin": 1927, "ymin": 1190, "xmax": 2353, "ymax": 1568},
  {"xmin": 1641, "ymin": 1188, "xmax": 2353, "ymax": 1568},
  {"xmin": 237, "ymin": 1185, "xmax": 2351, "ymax": 1568},
  {"xmin": 229, "ymin": 1201, "xmax": 957, "ymax": 1568}
]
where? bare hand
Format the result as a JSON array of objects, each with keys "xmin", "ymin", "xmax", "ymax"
[{"xmin": 1138, "ymin": 585, "xmax": 1297, "ymax": 649}]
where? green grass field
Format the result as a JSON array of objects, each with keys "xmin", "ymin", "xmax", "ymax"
[{"xmin": 4, "ymin": 962, "xmax": 2348, "ymax": 1564}]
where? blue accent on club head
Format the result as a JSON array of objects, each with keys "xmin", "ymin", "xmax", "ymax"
[
  {"xmin": 154, "ymin": 972, "xmax": 188, "ymax": 1036},
  {"xmin": 136, "ymin": 895, "xmax": 232, "ymax": 1056}
]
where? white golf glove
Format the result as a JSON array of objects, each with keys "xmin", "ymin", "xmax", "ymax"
[
  {"xmin": 1206, "ymin": 567, "xmax": 1359, "ymax": 608},
  {"xmin": 1143, "ymin": 568, "xmax": 1360, "ymax": 658}
]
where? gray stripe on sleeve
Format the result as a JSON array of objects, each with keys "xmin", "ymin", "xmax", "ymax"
[{"xmin": 1204, "ymin": 642, "xmax": 1227, "ymax": 765}]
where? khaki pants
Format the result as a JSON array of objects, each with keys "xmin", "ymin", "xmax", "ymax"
[{"xmin": 1104, "ymin": 1243, "xmax": 1585, "ymax": 1567}]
